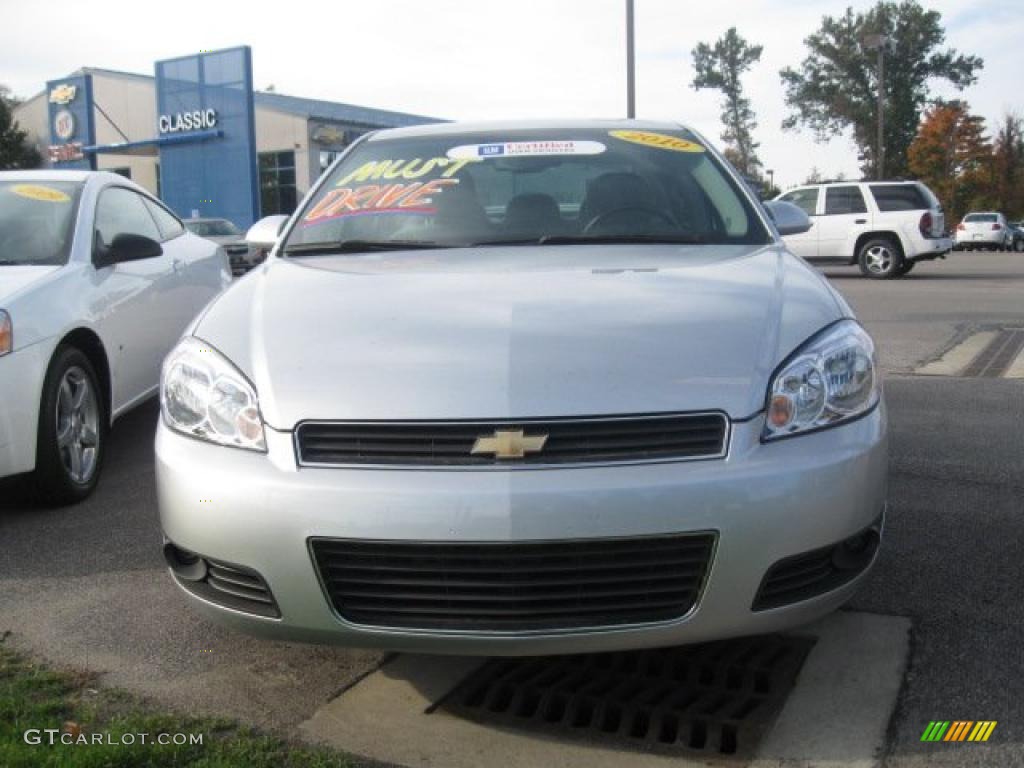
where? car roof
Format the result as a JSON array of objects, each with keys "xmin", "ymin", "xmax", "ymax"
[
  {"xmin": 793, "ymin": 180, "xmax": 920, "ymax": 188},
  {"xmin": 367, "ymin": 118, "xmax": 689, "ymax": 141},
  {"xmin": 0, "ymin": 169, "xmax": 142, "ymax": 187}
]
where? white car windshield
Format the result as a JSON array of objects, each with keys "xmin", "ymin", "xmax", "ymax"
[
  {"xmin": 0, "ymin": 181, "xmax": 82, "ymax": 265},
  {"xmin": 284, "ymin": 127, "xmax": 771, "ymax": 253}
]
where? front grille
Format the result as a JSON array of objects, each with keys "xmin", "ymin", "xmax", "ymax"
[
  {"xmin": 296, "ymin": 412, "xmax": 728, "ymax": 467},
  {"xmin": 311, "ymin": 534, "xmax": 716, "ymax": 631}
]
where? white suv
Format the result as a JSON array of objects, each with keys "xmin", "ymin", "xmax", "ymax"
[{"xmin": 774, "ymin": 181, "xmax": 952, "ymax": 278}]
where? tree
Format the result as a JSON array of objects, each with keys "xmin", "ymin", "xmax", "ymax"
[
  {"xmin": 780, "ymin": 1, "xmax": 982, "ymax": 178},
  {"xmin": 907, "ymin": 100, "xmax": 990, "ymax": 223},
  {"xmin": 691, "ymin": 28, "xmax": 763, "ymax": 178},
  {"xmin": 0, "ymin": 85, "xmax": 41, "ymax": 170},
  {"xmin": 990, "ymin": 113, "xmax": 1024, "ymax": 218}
]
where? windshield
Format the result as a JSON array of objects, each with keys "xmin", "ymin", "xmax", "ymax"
[
  {"xmin": 186, "ymin": 219, "xmax": 241, "ymax": 237},
  {"xmin": 0, "ymin": 181, "xmax": 83, "ymax": 266},
  {"xmin": 284, "ymin": 127, "xmax": 771, "ymax": 253}
]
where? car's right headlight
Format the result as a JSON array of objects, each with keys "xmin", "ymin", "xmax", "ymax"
[
  {"xmin": 763, "ymin": 320, "xmax": 879, "ymax": 441},
  {"xmin": 0, "ymin": 310, "xmax": 11, "ymax": 357},
  {"xmin": 160, "ymin": 336, "xmax": 266, "ymax": 451}
]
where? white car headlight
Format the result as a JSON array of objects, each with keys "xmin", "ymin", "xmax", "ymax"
[
  {"xmin": 0, "ymin": 309, "xmax": 11, "ymax": 356},
  {"xmin": 161, "ymin": 337, "xmax": 266, "ymax": 451},
  {"xmin": 763, "ymin": 320, "xmax": 879, "ymax": 441}
]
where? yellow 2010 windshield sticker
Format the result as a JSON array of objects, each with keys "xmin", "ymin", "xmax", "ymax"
[
  {"xmin": 609, "ymin": 130, "xmax": 705, "ymax": 153},
  {"xmin": 11, "ymin": 184, "xmax": 71, "ymax": 203}
]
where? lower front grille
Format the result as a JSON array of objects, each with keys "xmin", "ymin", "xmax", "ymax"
[{"xmin": 311, "ymin": 534, "xmax": 716, "ymax": 631}]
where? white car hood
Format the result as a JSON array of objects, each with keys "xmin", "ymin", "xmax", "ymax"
[
  {"xmin": 0, "ymin": 265, "xmax": 62, "ymax": 305},
  {"xmin": 194, "ymin": 244, "xmax": 847, "ymax": 428}
]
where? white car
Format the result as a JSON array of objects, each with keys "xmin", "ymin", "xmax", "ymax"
[
  {"xmin": 774, "ymin": 181, "xmax": 951, "ymax": 278},
  {"xmin": 954, "ymin": 212, "xmax": 1012, "ymax": 251},
  {"xmin": 0, "ymin": 171, "xmax": 230, "ymax": 504}
]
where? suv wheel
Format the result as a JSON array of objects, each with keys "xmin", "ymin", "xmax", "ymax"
[
  {"xmin": 32, "ymin": 346, "xmax": 107, "ymax": 505},
  {"xmin": 858, "ymin": 238, "xmax": 904, "ymax": 279}
]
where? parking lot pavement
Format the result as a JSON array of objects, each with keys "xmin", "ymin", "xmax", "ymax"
[
  {"xmin": 0, "ymin": 401, "xmax": 384, "ymax": 733},
  {"xmin": 1, "ymin": 249, "xmax": 1022, "ymax": 764}
]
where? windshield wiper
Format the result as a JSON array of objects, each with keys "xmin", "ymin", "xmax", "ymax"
[
  {"xmin": 468, "ymin": 234, "xmax": 707, "ymax": 247},
  {"xmin": 283, "ymin": 239, "xmax": 453, "ymax": 256},
  {"xmin": 538, "ymin": 234, "xmax": 707, "ymax": 246}
]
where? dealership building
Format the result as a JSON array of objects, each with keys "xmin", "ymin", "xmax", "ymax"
[{"xmin": 13, "ymin": 46, "xmax": 439, "ymax": 227}]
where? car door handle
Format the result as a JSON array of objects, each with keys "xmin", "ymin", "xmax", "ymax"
[{"xmin": 855, "ymin": 219, "xmax": 867, "ymax": 224}]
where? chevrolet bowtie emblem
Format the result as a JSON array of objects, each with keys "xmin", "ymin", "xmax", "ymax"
[
  {"xmin": 49, "ymin": 84, "xmax": 77, "ymax": 105},
  {"xmin": 471, "ymin": 429, "xmax": 548, "ymax": 459}
]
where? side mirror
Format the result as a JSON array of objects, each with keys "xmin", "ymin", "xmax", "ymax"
[
  {"xmin": 95, "ymin": 233, "xmax": 163, "ymax": 269},
  {"xmin": 764, "ymin": 201, "xmax": 812, "ymax": 236},
  {"xmin": 245, "ymin": 215, "xmax": 289, "ymax": 250}
]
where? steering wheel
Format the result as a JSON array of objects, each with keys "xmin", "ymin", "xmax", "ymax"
[{"xmin": 582, "ymin": 206, "xmax": 676, "ymax": 234}]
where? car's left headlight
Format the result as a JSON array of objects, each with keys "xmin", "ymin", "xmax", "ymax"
[
  {"xmin": 160, "ymin": 337, "xmax": 266, "ymax": 451},
  {"xmin": 763, "ymin": 320, "xmax": 879, "ymax": 441}
]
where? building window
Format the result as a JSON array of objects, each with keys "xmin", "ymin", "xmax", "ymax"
[{"xmin": 259, "ymin": 151, "xmax": 297, "ymax": 216}]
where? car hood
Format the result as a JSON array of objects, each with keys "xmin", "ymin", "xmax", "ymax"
[
  {"xmin": 194, "ymin": 244, "xmax": 847, "ymax": 428},
  {"xmin": 0, "ymin": 265, "xmax": 62, "ymax": 305}
]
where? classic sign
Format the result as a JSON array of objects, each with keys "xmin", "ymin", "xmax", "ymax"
[{"xmin": 158, "ymin": 109, "xmax": 218, "ymax": 134}]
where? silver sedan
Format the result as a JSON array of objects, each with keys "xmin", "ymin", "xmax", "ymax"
[{"xmin": 156, "ymin": 121, "xmax": 886, "ymax": 655}]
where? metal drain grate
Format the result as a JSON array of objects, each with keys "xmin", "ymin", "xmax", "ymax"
[
  {"xmin": 962, "ymin": 328, "xmax": 1024, "ymax": 378},
  {"xmin": 439, "ymin": 635, "xmax": 815, "ymax": 758}
]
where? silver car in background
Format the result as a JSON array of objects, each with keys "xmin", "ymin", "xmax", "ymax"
[
  {"xmin": 183, "ymin": 217, "xmax": 260, "ymax": 276},
  {"xmin": 157, "ymin": 121, "xmax": 886, "ymax": 655}
]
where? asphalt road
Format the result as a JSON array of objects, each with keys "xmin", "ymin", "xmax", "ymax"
[{"xmin": 1, "ymin": 249, "xmax": 1022, "ymax": 765}]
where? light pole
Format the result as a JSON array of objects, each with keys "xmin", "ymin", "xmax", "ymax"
[
  {"xmin": 626, "ymin": 0, "xmax": 636, "ymax": 118},
  {"xmin": 766, "ymin": 169, "xmax": 775, "ymax": 192},
  {"xmin": 864, "ymin": 34, "xmax": 890, "ymax": 180}
]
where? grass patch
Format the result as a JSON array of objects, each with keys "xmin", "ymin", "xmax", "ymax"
[{"xmin": 0, "ymin": 644, "xmax": 355, "ymax": 767}]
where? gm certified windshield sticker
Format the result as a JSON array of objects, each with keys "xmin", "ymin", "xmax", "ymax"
[
  {"xmin": 609, "ymin": 130, "xmax": 705, "ymax": 153},
  {"xmin": 447, "ymin": 141, "xmax": 606, "ymax": 159},
  {"xmin": 337, "ymin": 157, "xmax": 478, "ymax": 186},
  {"xmin": 10, "ymin": 184, "xmax": 71, "ymax": 203},
  {"xmin": 303, "ymin": 179, "xmax": 459, "ymax": 224}
]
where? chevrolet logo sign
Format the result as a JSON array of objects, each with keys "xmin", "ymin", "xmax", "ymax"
[
  {"xmin": 49, "ymin": 84, "xmax": 77, "ymax": 105},
  {"xmin": 471, "ymin": 429, "xmax": 548, "ymax": 459}
]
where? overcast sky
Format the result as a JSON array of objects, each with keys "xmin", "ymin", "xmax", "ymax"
[{"xmin": 3, "ymin": 0, "xmax": 1019, "ymax": 189}]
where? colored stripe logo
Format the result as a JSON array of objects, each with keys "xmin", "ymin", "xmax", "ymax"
[{"xmin": 921, "ymin": 721, "xmax": 997, "ymax": 742}]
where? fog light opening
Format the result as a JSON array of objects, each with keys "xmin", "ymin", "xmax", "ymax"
[
  {"xmin": 163, "ymin": 542, "xmax": 208, "ymax": 582},
  {"xmin": 831, "ymin": 529, "xmax": 879, "ymax": 571}
]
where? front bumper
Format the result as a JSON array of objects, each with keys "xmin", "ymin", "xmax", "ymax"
[
  {"xmin": 0, "ymin": 340, "xmax": 53, "ymax": 479},
  {"xmin": 156, "ymin": 404, "xmax": 887, "ymax": 655}
]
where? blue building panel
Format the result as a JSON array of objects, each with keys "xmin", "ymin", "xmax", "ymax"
[{"xmin": 155, "ymin": 47, "xmax": 260, "ymax": 228}]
